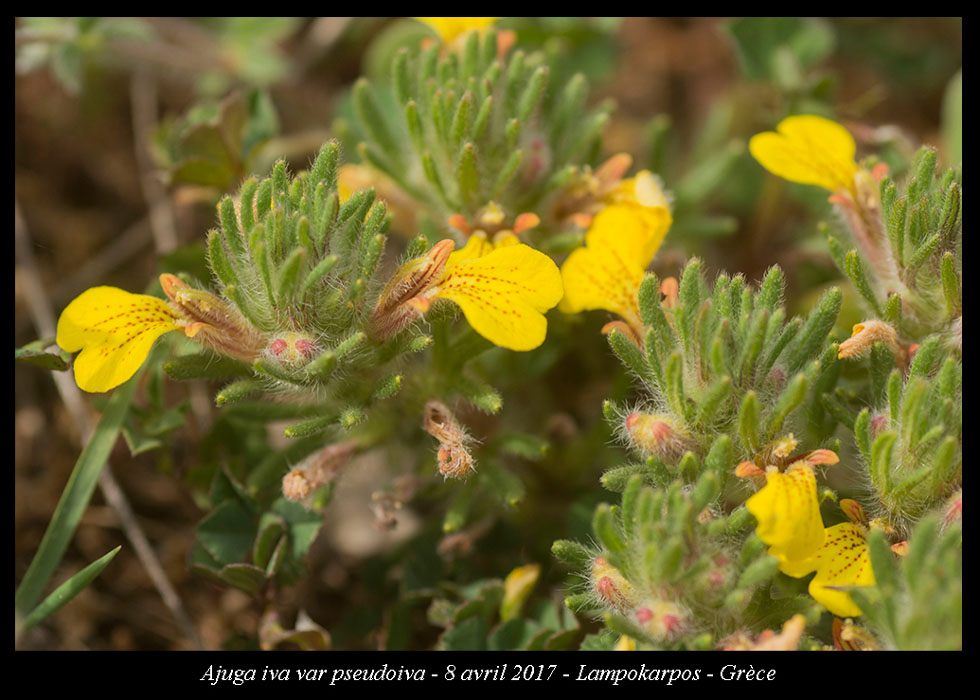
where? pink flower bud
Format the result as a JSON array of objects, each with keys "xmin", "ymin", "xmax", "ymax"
[
  {"xmin": 266, "ymin": 332, "xmax": 319, "ymax": 368},
  {"xmin": 590, "ymin": 557, "xmax": 636, "ymax": 612},
  {"xmin": 634, "ymin": 599, "xmax": 687, "ymax": 642},
  {"xmin": 870, "ymin": 414, "xmax": 889, "ymax": 437},
  {"xmin": 626, "ymin": 413, "xmax": 693, "ymax": 461}
]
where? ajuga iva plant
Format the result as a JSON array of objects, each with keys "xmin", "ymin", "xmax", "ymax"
[
  {"xmin": 752, "ymin": 116, "xmax": 962, "ymax": 354},
  {"xmin": 554, "ymin": 468, "xmax": 820, "ymax": 650},
  {"xmin": 603, "ymin": 258, "xmax": 842, "ymax": 479},
  {"xmin": 17, "ymin": 18, "xmax": 961, "ymax": 653},
  {"xmin": 553, "ymin": 258, "xmax": 846, "ymax": 649},
  {"xmin": 58, "ymin": 143, "xmax": 419, "ymax": 434},
  {"xmin": 340, "ymin": 27, "xmax": 614, "ymax": 244},
  {"xmin": 852, "ymin": 343, "xmax": 962, "ymax": 532},
  {"xmin": 750, "ymin": 114, "xmax": 962, "ymax": 633}
]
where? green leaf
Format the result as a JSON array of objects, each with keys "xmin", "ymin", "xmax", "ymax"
[
  {"xmin": 17, "ymin": 546, "xmax": 121, "ymax": 634},
  {"xmin": 737, "ymin": 554, "xmax": 780, "ymax": 588},
  {"xmin": 495, "ymin": 432, "xmax": 549, "ymax": 461},
  {"xmin": 196, "ymin": 499, "xmax": 257, "ymax": 566},
  {"xmin": 456, "ymin": 375, "xmax": 502, "ymax": 414},
  {"xmin": 766, "ymin": 373, "xmax": 807, "ymax": 437},
  {"xmin": 480, "ymin": 463, "xmax": 525, "ymax": 507},
  {"xmin": 608, "ymin": 329, "xmax": 656, "ymax": 389},
  {"xmin": 738, "ymin": 391, "xmax": 761, "ymax": 453},
  {"xmin": 442, "ymin": 616, "xmax": 488, "ymax": 650},
  {"xmin": 551, "ymin": 540, "xmax": 594, "ymax": 569},
  {"xmin": 163, "ymin": 353, "xmax": 252, "ymax": 380},
  {"xmin": 217, "ymin": 563, "xmax": 267, "ymax": 595},
  {"xmin": 592, "ymin": 503, "xmax": 625, "ymax": 557},
  {"xmin": 15, "ymin": 337, "xmax": 71, "ymax": 371},
  {"xmin": 215, "ymin": 379, "xmax": 264, "ymax": 406},
  {"xmin": 252, "ymin": 513, "xmax": 286, "ymax": 571},
  {"xmin": 271, "ymin": 497, "xmax": 324, "ymax": 562},
  {"xmin": 489, "ymin": 618, "xmax": 537, "ymax": 650}
]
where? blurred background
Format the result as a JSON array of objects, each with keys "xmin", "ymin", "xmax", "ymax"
[{"xmin": 15, "ymin": 17, "xmax": 961, "ymax": 650}]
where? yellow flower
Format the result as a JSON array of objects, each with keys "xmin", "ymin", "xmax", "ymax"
[
  {"xmin": 749, "ymin": 115, "xmax": 858, "ymax": 195},
  {"xmin": 371, "ymin": 237, "xmax": 563, "ymax": 351},
  {"xmin": 56, "ymin": 286, "xmax": 182, "ymax": 393},
  {"xmin": 559, "ymin": 171, "xmax": 672, "ymax": 338},
  {"xmin": 805, "ymin": 522, "xmax": 874, "ymax": 618},
  {"xmin": 746, "ymin": 463, "xmax": 826, "ymax": 576},
  {"xmin": 742, "ymin": 455, "xmax": 875, "ymax": 617},
  {"xmin": 58, "ymin": 275, "xmax": 268, "ymax": 393},
  {"xmin": 414, "ymin": 17, "xmax": 500, "ymax": 43}
]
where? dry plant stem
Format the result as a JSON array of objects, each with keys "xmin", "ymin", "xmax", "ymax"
[
  {"xmin": 16, "ymin": 202, "xmax": 203, "ymax": 649},
  {"xmin": 129, "ymin": 71, "xmax": 177, "ymax": 255}
]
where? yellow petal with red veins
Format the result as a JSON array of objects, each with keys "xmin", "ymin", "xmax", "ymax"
[
  {"xmin": 436, "ymin": 243, "xmax": 563, "ymax": 351},
  {"xmin": 57, "ymin": 286, "xmax": 180, "ymax": 393},
  {"xmin": 807, "ymin": 523, "xmax": 874, "ymax": 618},
  {"xmin": 559, "ymin": 204, "xmax": 670, "ymax": 321},
  {"xmin": 746, "ymin": 464, "xmax": 825, "ymax": 577},
  {"xmin": 749, "ymin": 115, "xmax": 858, "ymax": 194}
]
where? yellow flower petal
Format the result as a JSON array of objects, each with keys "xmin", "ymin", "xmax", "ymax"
[
  {"xmin": 746, "ymin": 464, "xmax": 825, "ymax": 576},
  {"xmin": 57, "ymin": 287, "xmax": 180, "ymax": 393},
  {"xmin": 749, "ymin": 115, "xmax": 858, "ymax": 194},
  {"xmin": 606, "ymin": 170, "xmax": 670, "ymax": 210},
  {"xmin": 500, "ymin": 563, "xmax": 541, "ymax": 621},
  {"xmin": 414, "ymin": 17, "xmax": 500, "ymax": 43},
  {"xmin": 807, "ymin": 523, "xmax": 874, "ymax": 618},
  {"xmin": 447, "ymin": 232, "xmax": 520, "ymax": 268},
  {"xmin": 436, "ymin": 243, "xmax": 563, "ymax": 351},
  {"xmin": 613, "ymin": 635, "xmax": 637, "ymax": 651},
  {"xmin": 446, "ymin": 233, "xmax": 494, "ymax": 267},
  {"xmin": 559, "ymin": 204, "xmax": 670, "ymax": 323}
]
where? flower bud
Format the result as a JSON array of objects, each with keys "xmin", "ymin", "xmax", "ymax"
[
  {"xmin": 370, "ymin": 240, "xmax": 454, "ymax": 340},
  {"xmin": 160, "ymin": 274, "xmax": 266, "ymax": 362},
  {"xmin": 634, "ymin": 599, "xmax": 687, "ymax": 642},
  {"xmin": 890, "ymin": 541, "xmax": 910, "ymax": 556},
  {"xmin": 870, "ymin": 413, "xmax": 889, "ymax": 438},
  {"xmin": 590, "ymin": 556, "xmax": 636, "ymax": 612},
  {"xmin": 625, "ymin": 413, "xmax": 693, "ymax": 461},
  {"xmin": 659, "ymin": 277, "xmax": 679, "ymax": 310},
  {"xmin": 267, "ymin": 331, "xmax": 320, "ymax": 368},
  {"xmin": 838, "ymin": 319, "xmax": 902, "ymax": 360},
  {"xmin": 840, "ymin": 499, "xmax": 868, "ymax": 526},
  {"xmin": 281, "ymin": 441, "xmax": 356, "ymax": 502}
]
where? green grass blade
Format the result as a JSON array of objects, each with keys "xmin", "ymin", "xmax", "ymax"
[
  {"xmin": 17, "ymin": 546, "xmax": 122, "ymax": 634},
  {"xmin": 15, "ymin": 367, "xmax": 142, "ymax": 615}
]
